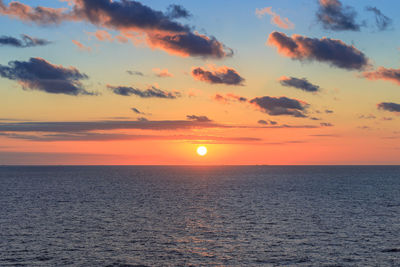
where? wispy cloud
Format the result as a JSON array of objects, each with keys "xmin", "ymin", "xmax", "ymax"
[
  {"xmin": 186, "ymin": 115, "xmax": 212, "ymax": 122},
  {"xmin": 366, "ymin": 6, "xmax": 392, "ymax": 31},
  {"xmin": 0, "ymin": 34, "xmax": 50, "ymax": 47},
  {"xmin": 153, "ymin": 68, "xmax": 173, "ymax": 78},
  {"xmin": 316, "ymin": 0, "xmax": 361, "ymax": 31},
  {"xmin": 255, "ymin": 7, "xmax": 294, "ymax": 29},
  {"xmin": 108, "ymin": 85, "xmax": 181, "ymax": 99},
  {"xmin": 127, "ymin": 70, "xmax": 144, "ymax": 76},
  {"xmin": 363, "ymin": 67, "xmax": 400, "ymax": 85},
  {"xmin": 72, "ymin": 40, "xmax": 92, "ymax": 52},
  {"xmin": 214, "ymin": 93, "xmax": 248, "ymax": 103}
]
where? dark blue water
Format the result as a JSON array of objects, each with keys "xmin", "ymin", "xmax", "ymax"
[{"xmin": 0, "ymin": 166, "xmax": 399, "ymax": 266}]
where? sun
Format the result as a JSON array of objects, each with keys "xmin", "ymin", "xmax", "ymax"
[{"xmin": 196, "ymin": 146, "xmax": 207, "ymax": 156}]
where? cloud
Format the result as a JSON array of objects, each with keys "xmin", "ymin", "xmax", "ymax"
[
  {"xmin": 363, "ymin": 67, "xmax": 400, "ymax": 85},
  {"xmin": 0, "ymin": 131, "xmax": 262, "ymax": 143},
  {"xmin": 382, "ymin": 117, "xmax": 393, "ymax": 121},
  {"xmin": 320, "ymin": 122, "xmax": 334, "ymax": 127},
  {"xmin": 250, "ymin": 96, "xmax": 309, "ymax": 117},
  {"xmin": 91, "ymin": 30, "xmax": 113, "ymax": 41},
  {"xmin": 0, "ymin": 119, "xmax": 227, "ymax": 133},
  {"xmin": 0, "ymin": 119, "xmax": 322, "ymax": 135},
  {"xmin": 192, "ymin": 65, "xmax": 245, "ymax": 85},
  {"xmin": 127, "ymin": 70, "xmax": 143, "ymax": 76},
  {"xmin": 186, "ymin": 115, "xmax": 212, "ymax": 122},
  {"xmin": 108, "ymin": 85, "xmax": 180, "ymax": 99},
  {"xmin": 316, "ymin": 0, "xmax": 361, "ymax": 31},
  {"xmin": 0, "ymin": 57, "xmax": 94, "ymax": 95},
  {"xmin": 366, "ymin": 6, "xmax": 392, "ymax": 31},
  {"xmin": 152, "ymin": 68, "xmax": 173, "ymax": 78},
  {"xmin": 166, "ymin": 4, "xmax": 191, "ymax": 19},
  {"xmin": 88, "ymin": 30, "xmax": 128, "ymax": 43},
  {"xmin": 131, "ymin": 107, "xmax": 144, "ymax": 115},
  {"xmin": 377, "ymin": 102, "xmax": 400, "ymax": 113},
  {"xmin": 325, "ymin": 109, "xmax": 334, "ymax": 114},
  {"xmin": 0, "ymin": 34, "xmax": 50, "ymax": 47},
  {"xmin": 0, "ymin": 0, "xmax": 72, "ymax": 25},
  {"xmin": 146, "ymin": 32, "xmax": 233, "ymax": 58},
  {"xmin": 359, "ymin": 114, "xmax": 376, "ymax": 120},
  {"xmin": 72, "ymin": 40, "xmax": 91, "ymax": 52},
  {"xmin": 268, "ymin": 31, "xmax": 369, "ymax": 70},
  {"xmin": 0, "ymin": 0, "xmax": 232, "ymax": 58},
  {"xmin": 258, "ymin": 120, "xmax": 277, "ymax": 125},
  {"xmin": 137, "ymin": 117, "xmax": 148, "ymax": 122},
  {"xmin": 214, "ymin": 93, "xmax": 247, "ymax": 103},
  {"xmin": 279, "ymin": 76, "xmax": 320, "ymax": 92},
  {"xmin": 255, "ymin": 7, "xmax": 294, "ymax": 29}
]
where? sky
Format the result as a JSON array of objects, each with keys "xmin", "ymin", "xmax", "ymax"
[{"xmin": 0, "ymin": 0, "xmax": 399, "ymax": 165}]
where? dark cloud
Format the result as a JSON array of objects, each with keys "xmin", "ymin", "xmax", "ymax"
[
  {"xmin": 377, "ymin": 102, "xmax": 400, "ymax": 113},
  {"xmin": 0, "ymin": 34, "xmax": 50, "ymax": 47},
  {"xmin": 258, "ymin": 120, "xmax": 277, "ymax": 125},
  {"xmin": 279, "ymin": 76, "xmax": 320, "ymax": 92},
  {"xmin": 0, "ymin": 0, "xmax": 232, "ymax": 58},
  {"xmin": 127, "ymin": 70, "xmax": 144, "ymax": 76},
  {"xmin": 147, "ymin": 32, "xmax": 233, "ymax": 58},
  {"xmin": 359, "ymin": 114, "xmax": 376, "ymax": 120},
  {"xmin": 382, "ymin": 117, "xmax": 393, "ymax": 121},
  {"xmin": 131, "ymin": 107, "xmax": 144, "ymax": 114},
  {"xmin": 325, "ymin": 109, "xmax": 334, "ymax": 114},
  {"xmin": 366, "ymin": 6, "xmax": 392, "ymax": 31},
  {"xmin": 363, "ymin": 67, "xmax": 400, "ymax": 85},
  {"xmin": 0, "ymin": 119, "xmax": 322, "ymax": 135},
  {"xmin": 166, "ymin": 4, "xmax": 191, "ymax": 19},
  {"xmin": 0, "ymin": 132, "xmax": 262, "ymax": 143},
  {"xmin": 316, "ymin": 0, "xmax": 361, "ymax": 31},
  {"xmin": 186, "ymin": 115, "xmax": 212, "ymax": 122},
  {"xmin": 109, "ymin": 85, "xmax": 180, "ymax": 99},
  {"xmin": 0, "ymin": 120, "xmax": 225, "ymax": 133},
  {"xmin": 214, "ymin": 93, "xmax": 247, "ymax": 103},
  {"xmin": 0, "ymin": 57, "xmax": 93, "ymax": 95},
  {"xmin": 192, "ymin": 66, "xmax": 244, "ymax": 85},
  {"xmin": 137, "ymin": 117, "xmax": 148, "ymax": 122},
  {"xmin": 268, "ymin": 31, "xmax": 369, "ymax": 70},
  {"xmin": 263, "ymin": 140, "xmax": 308, "ymax": 145},
  {"xmin": 320, "ymin": 122, "xmax": 334, "ymax": 127},
  {"xmin": 310, "ymin": 134, "xmax": 340, "ymax": 137},
  {"xmin": 250, "ymin": 96, "xmax": 308, "ymax": 117},
  {"xmin": 71, "ymin": 0, "xmax": 188, "ymax": 32}
]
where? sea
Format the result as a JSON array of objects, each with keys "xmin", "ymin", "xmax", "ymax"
[{"xmin": 0, "ymin": 166, "xmax": 399, "ymax": 266}]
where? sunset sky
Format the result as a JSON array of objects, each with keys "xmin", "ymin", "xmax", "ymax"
[{"xmin": 0, "ymin": 0, "xmax": 399, "ymax": 165}]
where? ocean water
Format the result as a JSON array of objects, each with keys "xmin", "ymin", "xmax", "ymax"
[{"xmin": 0, "ymin": 166, "xmax": 399, "ymax": 266}]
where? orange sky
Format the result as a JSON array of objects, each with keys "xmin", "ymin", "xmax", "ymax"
[{"xmin": 0, "ymin": 0, "xmax": 399, "ymax": 164}]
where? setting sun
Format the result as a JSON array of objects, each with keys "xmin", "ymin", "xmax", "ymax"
[{"xmin": 196, "ymin": 146, "xmax": 208, "ymax": 156}]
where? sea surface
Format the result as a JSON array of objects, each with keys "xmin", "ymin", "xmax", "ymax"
[{"xmin": 0, "ymin": 166, "xmax": 399, "ymax": 266}]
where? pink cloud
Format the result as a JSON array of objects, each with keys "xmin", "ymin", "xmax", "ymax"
[
  {"xmin": 363, "ymin": 67, "xmax": 400, "ymax": 85},
  {"xmin": 72, "ymin": 40, "xmax": 91, "ymax": 52},
  {"xmin": 152, "ymin": 68, "xmax": 174, "ymax": 78},
  {"xmin": 255, "ymin": 7, "xmax": 294, "ymax": 29}
]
